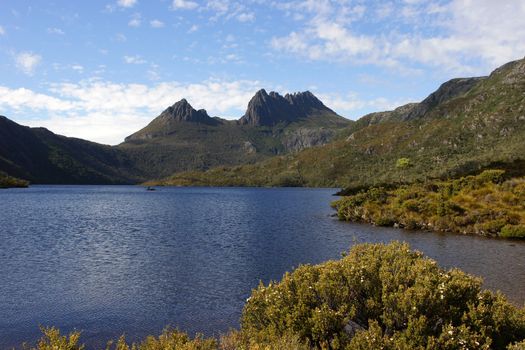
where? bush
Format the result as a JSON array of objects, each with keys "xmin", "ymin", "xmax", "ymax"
[
  {"xmin": 396, "ymin": 158, "xmax": 411, "ymax": 169},
  {"xmin": 335, "ymin": 170, "xmax": 525, "ymax": 238},
  {"xmin": 500, "ymin": 225, "xmax": 525, "ymax": 238},
  {"xmin": 241, "ymin": 242, "xmax": 525, "ymax": 350}
]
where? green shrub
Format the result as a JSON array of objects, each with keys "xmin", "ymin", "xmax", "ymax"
[
  {"xmin": 500, "ymin": 225, "xmax": 525, "ymax": 238},
  {"xmin": 335, "ymin": 170, "xmax": 525, "ymax": 238},
  {"xmin": 396, "ymin": 158, "xmax": 411, "ymax": 169},
  {"xmin": 477, "ymin": 169, "xmax": 506, "ymax": 184},
  {"xmin": 241, "ymin": 242, "xmax": 525, "ymax": 350}
]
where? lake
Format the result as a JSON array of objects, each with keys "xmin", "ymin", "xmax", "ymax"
[{"xmin": 0, "ymin": 186, "xmax": 524, "ymax": 348}]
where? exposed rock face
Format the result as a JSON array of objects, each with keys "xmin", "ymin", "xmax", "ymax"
[
  {"xmin": 156, "ymin": 99, "xmax": 217, "ymax": 125},
  {"xmin": 239, "ymin": 89, "xmax": 336, "ymax": 126},
  {"xmin": 282, "ymin": 128, "xmax": 336, "ymax": 152}
]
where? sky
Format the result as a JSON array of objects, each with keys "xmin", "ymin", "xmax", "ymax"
[{"xmin": 1, "ymin": 0, "xmax": 525, "ymax": 145}]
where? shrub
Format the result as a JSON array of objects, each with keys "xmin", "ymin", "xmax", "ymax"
[
  {"xmin": 477, "ymin": 169, "xmax": 506, "ymax": 184},
  {"xmin": 500, "ymin": 225, "xmax": 525, "ymax": 238},
  {"xmin": 241, "ymin": 242, "xmax": 525, "ymax": 350},
  {"xmin": 396, "ymin": 158, "xmax": 411, "ymax": 169}
]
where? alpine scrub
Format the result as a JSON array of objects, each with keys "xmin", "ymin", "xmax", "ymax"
[{"xmin": 333, "ymin": 170, "xmax": 525, "ymax": 238}]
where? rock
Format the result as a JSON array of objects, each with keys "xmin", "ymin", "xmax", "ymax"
[
  {"xmin": 344, "ymin": 320, "xmax": 364, "ymax": 338},
  {"xmin": 243, "ymin": 141, "xmax": 257, "ymax": 154},
  {"xmin": 239, "ymin": 89, "xmax": 337, "ymax": 126},
  {"xmin": 282, "ymin": 128, "xmax": 335, "ymax": 152},
  {"xmin": 157, "ymin": 99, "xmax": 217, "ymax": 125}
]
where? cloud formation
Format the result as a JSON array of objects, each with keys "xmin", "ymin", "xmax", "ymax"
[
  {"xmin": 14, "ymin": 52, "xmax": 42, "ymax": 75},
  {"xmin": 171, "ymin": 0, "xmax": 198, "ymax": 10},
  {"xmin": 117, "ymin": 0, "xmax": 137, "ymax": 8},
  {"xmin": 0, "ymin": 79, "xmax": 263, "ymax": 144},
  {"xmin": 271, "ymin": 0, "xmax": 525, "ymax": 73},
  {"xmin": 0, "ymin": 77, "xmax": 403, "ymax": 144},
  {"xmin": 150, "ymin": 19, "xmax": 165, "ymax": 28}
]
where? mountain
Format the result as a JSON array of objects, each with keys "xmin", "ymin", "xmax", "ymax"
[
  {"xmin": 152, "ymin": 57, "xmax": 525, "ymax": 188},
  {"xmin": 0, "ymin": 91, "xmax": 350, "ymax": 183},
  {"xmin": 0, "ymin": 116, "xmax": 140, "ymax": 184},
  {"xmin": 238, "ymin": 89, "xmax": 336, "ymax": 126},
  {"xmin": 118, "ymin": 91, "xmax": 350, "ymax": 180}
]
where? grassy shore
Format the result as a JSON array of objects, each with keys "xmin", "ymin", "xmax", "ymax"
[
  {"xmin": 333, "ymin": 170, "xmax": 525, "ymax": 239},
  {"xmin": 0, "ymin": 172, "xmax": 29, "ymax": 189},
  {"xmin": 18, "ymin": 243, "xmax": 525, "ymax": 350}
]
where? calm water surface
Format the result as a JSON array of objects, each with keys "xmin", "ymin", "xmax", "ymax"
[{"xmin": 0, "ymin": 186, "xmax": 524, "ymax": 348}]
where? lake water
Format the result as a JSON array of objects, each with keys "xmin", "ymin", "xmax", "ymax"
[{"xmin": 0, "ymin": 186, "xmax": 524, "ymax": 348}]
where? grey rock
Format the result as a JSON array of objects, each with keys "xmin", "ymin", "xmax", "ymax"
[
  {"xmin": 239, "ymin": 90, "xmax": 337, "ymax": 126},
  {"xmin": 282, "ymin": 128, "xmax": 335, "ymax": 152},
  {"xmin": 344, "ymin": 320, "xmax": 364, "ymax": 338}
]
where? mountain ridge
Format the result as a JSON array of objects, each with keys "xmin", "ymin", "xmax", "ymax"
[
  {"xmin": 0, "ymin": 90, "xmax": 351, "ymax": 183},
  {"xmin": 151, "ymin": 57, "xmax": 525, "ymax": 188}
]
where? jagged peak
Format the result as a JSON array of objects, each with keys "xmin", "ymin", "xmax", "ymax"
[{"xmin": 239, "ymin": 89, "xmax": 337, "ymax": 126}]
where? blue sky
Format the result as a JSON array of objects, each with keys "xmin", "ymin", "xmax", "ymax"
[{"xmin": 1, "ymin": 0, "xmax": 524, "ymax": 144}]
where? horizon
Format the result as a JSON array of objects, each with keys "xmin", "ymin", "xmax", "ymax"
[{"xmin": 1, "ymin": 0, "xmax": 525, "ymax": 145}]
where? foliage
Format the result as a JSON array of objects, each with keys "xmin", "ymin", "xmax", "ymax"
[
  {"xmin": 333, "ymin": 170, "xmax": 525, "ymax": 238},
  {"xmin": 500, "ymin": 225, "xmax": 525, "ymax": 239},
  {"xmin": 22, "ymin": 327, "xmax": 83, "ymax": 350},
  {"xmin": 241, "ymin": 242, "xmax": 525, "ymax": 349},
  {"xmin": 396, "ymin": 158, "xmax": 411, "ymax": 169},
  {"xmin": 0, "ymin": 171, "xmax": 29, "ymax": 188}
]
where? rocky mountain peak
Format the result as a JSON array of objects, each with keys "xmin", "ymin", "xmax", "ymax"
[
  {"xmin": 239, "ymin": 90, "xmax": 337, "ymax": 126},
  {"xmin": 158, "ymin": 99, "xmax": 214, "ymax": 124}
]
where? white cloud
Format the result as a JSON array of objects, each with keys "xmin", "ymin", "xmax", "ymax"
[
  {"xmin": 0, "ymin": 79, "xmax": 264, "ymax": 144},
  {"xmin": 47, "ymin": 27, "xmax": 65, "ymax": 35},
  {"xmin": 150, "ymin": 19, "xmax": 165, "ymax": 28},
  {"xmin": 0, "ymin": 25, "xmax": 6, "ymax": 35},
  {"xmin": 188, "ymin": 24, "xmax": 199, "ymax": 33},
  {"xmin": 0, "ymin": 86, "xmax": 74, "ymax": 111},
  {"xmin": 236, "ymin": 12, "xmax": 255, "ymax": 22},
  {"xmin": 124, "ymin": 55, "xmax": 147, "ymax": 64},
  {"xmin": 318, "ymin": 92, "xmax": 409, "ymax": 119},
  {"xmin": 14, "ymin": 52, "xmax": 42, "ymax": 75},
  {"xmin": 271, "ymin": 0, "xmax": 525, "ymax": 74},
  {"xmin": 171, "ymin": 0, "xmax": 198, "ymax": 10},
  {"xmin": 117, "ymin": 0, "xmax": 137, "ymax": 8},
  {"xmin": 114, "ymin": 33, "xmax": 127, "ymax": 42},
  {"xmin": 71, "ymin": 65, "xmax": 84, "ymax": 73},
  {"xmin": 128, "ymin": 13, "xmax": 141, "ymax": 27}
]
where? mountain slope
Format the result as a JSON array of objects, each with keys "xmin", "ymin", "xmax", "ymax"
[
  {"xmin": 0, "ymin": 116, "xmax": 140, "ymax": 184},
  {"xmin": 118, "ymin": 91, "xmax": 351, "ymax": 180},
  {"xmin": 153, "ymin": 57, "xmax": 525, "ymax": 188}
]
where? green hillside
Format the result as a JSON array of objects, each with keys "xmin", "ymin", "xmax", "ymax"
[
  {"xmin": 0, "ymin": 116, "xmax": 140, "ymax": 184},
  {"xmin": 153, "ymin": 57, "xmax": 525, "ymax": 189}
]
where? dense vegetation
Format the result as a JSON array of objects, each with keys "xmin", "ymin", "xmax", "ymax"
[
  {"xmin": 333, "ymin": 170, "xmax": 525, "ymax": 239},
  {"xmin": 152, "ymin": 58, "xmax": 525, "ymax": 189},
  {"xmin": 0, "ymin": 171, "xmax": 28, "ymax": 188},
  {"xmin": 19, "ymin": 243, "xmax": 525, "ymax": 349}
]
